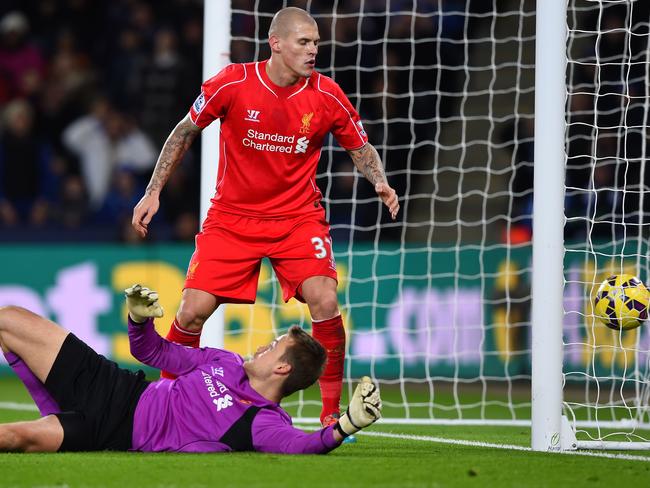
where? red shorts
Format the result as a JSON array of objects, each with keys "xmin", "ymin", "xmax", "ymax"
[{"xmin": 184, "ymin": 208, "xmax": 338, "ymax": 303}]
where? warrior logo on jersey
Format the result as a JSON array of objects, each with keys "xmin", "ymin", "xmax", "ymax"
[
  {"xmin": 299, "ymin": 112, "xmax": 314, "ymax": 134},
  {"xmin": 245, "ymin": 109, "xmax": 261, "ymax": 122},
  {"xmin": 193, "ymin": 93, "xmax": 205, "ymax": 113}
]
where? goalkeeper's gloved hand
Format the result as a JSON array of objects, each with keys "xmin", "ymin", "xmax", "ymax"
[
  {"xmin": 125, "ymin": 284, "xmax": 164, "ymax": 323},
  {"xmin": 335, "ymin": 376, "xmax": 382, "ymax": 438}
]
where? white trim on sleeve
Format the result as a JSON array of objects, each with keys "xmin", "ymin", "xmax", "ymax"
[{"xmin": 191, "ymin": 65, "xmax": 248, "ymax": 126}]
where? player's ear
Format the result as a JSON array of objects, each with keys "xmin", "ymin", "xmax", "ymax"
[
  {"xmin": 269, "ymin": 34, "xmax": 281, "ymax": 54},
  {"xmin": 274, "ymin": 361, "xmax": 292, "ymax": 376}
]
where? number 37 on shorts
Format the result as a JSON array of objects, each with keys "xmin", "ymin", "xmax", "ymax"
[{"xmin": 311, "ymin": 236, "xmax": 336, "ymax": 271}]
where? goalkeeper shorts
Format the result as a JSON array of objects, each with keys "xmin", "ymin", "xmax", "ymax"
[
  {"xmin": 45, "ymin": 333, "xmax": 150, "ymax": 451},
  {"xmin": 184, "ymin": 208, "xmax": 338, "ymax": 303}
]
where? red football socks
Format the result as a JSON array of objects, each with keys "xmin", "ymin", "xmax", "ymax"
[
  {"xmin": 161, "ymin": 318, "xmax": 202, "ymax": 379},
  {"xmin": 311, "ymin": 314, "xmax": 345, "ymax": 424}
]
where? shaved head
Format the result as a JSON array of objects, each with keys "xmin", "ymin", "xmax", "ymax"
[
  {"xmin": 268, "ymin": 7, "xmax": 316, "ymax": 39},
  {"xmin": 266, "ymin": 7, "xmax": 319, "ymax": 84}
]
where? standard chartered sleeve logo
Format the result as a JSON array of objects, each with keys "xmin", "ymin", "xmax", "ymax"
[
  {"xmin": 213, "ymin": 394, "xmax": 233, "ymax": 411},
  {"xmin": 294, "ymin": 136, "xmax": 310, "ymax": 154}
]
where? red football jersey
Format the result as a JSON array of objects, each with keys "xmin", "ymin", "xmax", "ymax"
[{"xmin": 189, "ymin": 60, "xmax": 368, "ymax": 218}]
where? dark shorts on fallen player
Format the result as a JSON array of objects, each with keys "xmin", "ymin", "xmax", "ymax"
[{"xmin": 44, "ymin": 333, "xmax": 150, "ymax": 451}]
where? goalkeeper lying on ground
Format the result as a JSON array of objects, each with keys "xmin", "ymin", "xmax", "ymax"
[{"xmin": 0, "ymin": 285, "xmax": 381, "ymax": 453}]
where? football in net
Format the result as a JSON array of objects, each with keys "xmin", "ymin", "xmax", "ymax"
[{"xmin": 594, "ymin": 274, "xmax": 650, "ymax": 331}]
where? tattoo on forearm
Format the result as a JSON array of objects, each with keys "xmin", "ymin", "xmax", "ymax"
[
  {"xmin": 146, "ymin": 118, "xmax": 200, "ymax": 195},
  {"xmin": 348, "ymin": 144, "xmax": 387, "ymax": 186}
]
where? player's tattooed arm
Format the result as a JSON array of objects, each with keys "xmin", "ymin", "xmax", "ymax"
[
  {"xmin": 347, "ymin": 143, "xmax": 387, "ymax": 186},
  {"xmin": 145, "ymin": 115, "xmax": 202, "ymax": 196},
  {"xmin": 347, "ymin": 143, "xmax": 400, "ymax": 220},
  {"xmin": 133, "ymin": 115, "xmax": 202, "ymax": 238}
]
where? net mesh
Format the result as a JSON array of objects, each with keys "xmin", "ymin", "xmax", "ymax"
[
  {"xmin": 226, "ymin": 1, "xmax": 650, "ymax": 437},
  {"xmin": 226, "ymin": 0, "xmax": 538, "ymax": 424},
  {"xmin": 563, "ymin": 0, "xmax": 650, "ymax": 444}
]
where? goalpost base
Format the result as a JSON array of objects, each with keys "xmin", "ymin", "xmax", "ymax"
[
  {"xmin": 562, "ymin": 415, "xmax": 650, "ymax": 451},
  {"xmin": 574, "ymin": 441, "xmax": 650, "ymax": 451},
  {"xmin": 561, "ymin": 415, "xmax": 578, "ymax": 450}
]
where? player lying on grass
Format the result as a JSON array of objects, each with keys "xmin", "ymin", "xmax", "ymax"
[{"xmin": 0, "ymin": 285, "xmax": 381, "ymax": 453}]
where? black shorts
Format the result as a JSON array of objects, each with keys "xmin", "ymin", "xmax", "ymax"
[{"xmin": 44, "ymin": 333, "xmax": 150, "ymax": 451}]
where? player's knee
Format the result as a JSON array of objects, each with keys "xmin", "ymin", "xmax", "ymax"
[
  {"xmin": 0, "ymin": 306, "xmax": 28, "ymax": 332},
  {"xmin": 176, "ymin": 308, "xmax": 209, "ymax": 331},
  {"xmin": 311, "ymin": 292, "xmax": 339, "ymax": 319},
  {"xmin": 0, "ymin": 305, "xmax": 22, "ymax": 321}
]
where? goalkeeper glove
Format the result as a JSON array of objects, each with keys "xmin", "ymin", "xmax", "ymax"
[
  {"xmin": 125, "ymin": 284, "xmax": 164, "ymax": 323},
  {"xmin": 335, "ymin": 376, "xmax": 382, "ymax": 438}
]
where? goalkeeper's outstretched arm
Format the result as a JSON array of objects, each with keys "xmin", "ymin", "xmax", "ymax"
[
  {"xmin": 125, "ymin": 284, "xmax": 226, "ymax": 376},
  {"xmin": 251, "ymin": 376, "xmax": 382, "ymax": 453}
]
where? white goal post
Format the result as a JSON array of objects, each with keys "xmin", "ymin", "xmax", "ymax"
[
  {"xmin": 535, "ymin": 0, "xmax": 650, "ymax": 451},
  {"xmin": 197, "ymin": 0, "xmax": 229, "ymax": 348},
  {"xmin": 530, "ymin": 0, "xmax": 568, "ymax": 452}
]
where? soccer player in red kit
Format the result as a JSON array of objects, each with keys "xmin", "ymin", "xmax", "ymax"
[{"xmin": 132, "ymin": 7, "xmax": 399, "ymax": 431}]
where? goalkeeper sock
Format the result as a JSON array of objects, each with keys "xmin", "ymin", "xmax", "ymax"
[
  {"xmin": 3, "ymin": 350, "xmax": 60, "ymax": 416},
  {"xmin": 161, "ymin": 318, "xmax": 202, "ymax": 379},
  {"xmin": 312, "ymin": 314, "xmax": 345, "ymax": 424}
]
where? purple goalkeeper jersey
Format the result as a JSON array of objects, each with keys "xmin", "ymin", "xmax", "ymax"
[{"xmin": 128, "ymin": 318, "xmax": 340, "ymax": 454}]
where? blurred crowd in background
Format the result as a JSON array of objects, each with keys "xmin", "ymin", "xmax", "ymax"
[
  {"xmin": 0, "ymin": 0, "xmax": 647, "ymax": 243},
  {"xmin": 0, "ymin": 0, "xmax": 204, "ymax": 242},
  {"xmin": 562, "ymin": 2, "xmax": 650, "ymax": 242},
  {"xmin": 499, "ymin": 1, "xmax": 650, "ymax": 243},
  {"xmin": 0, "ymin": 0, "xmax": 487, "ymax": 243}
]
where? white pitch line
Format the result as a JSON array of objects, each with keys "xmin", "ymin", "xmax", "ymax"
[
  {"xmin": 0, "ymin": 402, "xmax": 37, "ymax": 412},
  {"xmin": 359, "ymin": 431, "xmax": 529, "ymax": 451},
  {"xmin": 295, "ymin": 425, "xmax": 650, "ymax": 462},
  {"xmin": 357, "ymin": 431, "xmax": 650, "ymax": 462}
]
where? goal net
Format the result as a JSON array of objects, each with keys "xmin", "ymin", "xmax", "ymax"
[
  {"xmin": 219, "ymin": 0, "xmax": 650, "ymax": 447},
  {"xmin": 562, "ymin": 0, "xmax": 650, "ymax": 449},
  {"xmin": 224, "ymin": 0, "xmax": 537, "ymax": 426}
]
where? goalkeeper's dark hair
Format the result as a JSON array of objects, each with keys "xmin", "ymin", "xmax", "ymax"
[{"xmin": 279, "ymin": 325, "xmax": 326, "ymax": 397}]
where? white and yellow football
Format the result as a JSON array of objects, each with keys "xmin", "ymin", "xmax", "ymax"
[{"xmin": 594, "ymin": 274, "xmax": 650, "ymax": 331}]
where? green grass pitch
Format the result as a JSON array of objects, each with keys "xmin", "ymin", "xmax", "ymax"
[{"xmin": 1, "ymin": 376, "xmax": 650, "ymax": 487}]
